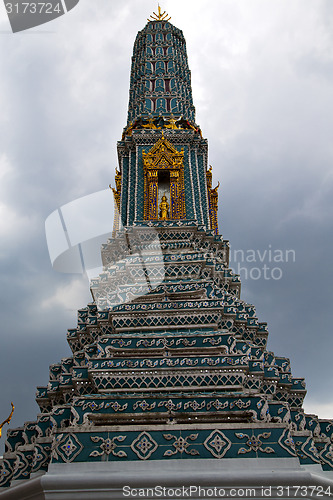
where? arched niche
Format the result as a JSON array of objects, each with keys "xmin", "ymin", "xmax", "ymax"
[
  {"xmin": 142, "ymin": 136, "xmax": 186, "ymax": 221},
  {"xmin": 167, "ymin": 60, "xmax": 175, "ymax": 73},
  {"xmin": 170, "ymin": 98, "xmax": 179, "ymax": 113},
  {"xmin": 146, "ymin": 62, "xmax": 153, "ymax": 74},
  {"xmin": 155, "ymin": 79, "xmax": 165, "ymax": 92},
  {"xmin": 155, "ymin": 61, "xmax": 165, "ymax": 74},
  {"xmin": 145, "ymin": 98, "xmax": 153, "ymax": 112},
  {"xmin": 170, "ymin": 78, "xmax": 177, "ymax": 90},
  {"xmin": 156, "ymin": 98, "xmax": 166, "ymax": 113}
]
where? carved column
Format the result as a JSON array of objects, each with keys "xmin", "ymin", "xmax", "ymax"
[
  {"xmin": 148, "ymin": 170, "xmax": 158, "ymax": 220},
  {"xmin": 170, "ymin": 170, "xmax": 179, "ymax": 219}
]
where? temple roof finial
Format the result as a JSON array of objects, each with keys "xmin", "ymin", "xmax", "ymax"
[{"xmin": 147, "ymin": 5, "xmax": 171, "ymax": 22}]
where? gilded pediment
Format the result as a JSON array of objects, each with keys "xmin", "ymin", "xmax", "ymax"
[{"xmin": 142, "ymin": 135, "xmax": 184, "ymax": 170}]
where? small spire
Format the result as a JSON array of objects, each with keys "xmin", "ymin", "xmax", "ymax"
[{"xmin": 147, "ymin": 5, "xmax": 171, "ymax": 22}]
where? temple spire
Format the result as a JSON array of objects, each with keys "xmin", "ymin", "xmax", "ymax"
[{"xmin": 118, "ymin": 14, "xmax": 218, "ymax": 231}]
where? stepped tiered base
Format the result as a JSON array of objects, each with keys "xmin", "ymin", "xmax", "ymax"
[{"xmin": 1, "ymin": 222, "xmax": 333, "ymax": 497}]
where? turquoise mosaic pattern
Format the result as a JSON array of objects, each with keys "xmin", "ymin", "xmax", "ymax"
[{"xmin": 50, "ymin": 426, "xmax": 296, "ymax": 464}]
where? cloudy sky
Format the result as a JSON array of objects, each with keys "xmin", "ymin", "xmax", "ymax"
[{"xmin": 0, "ymin": 0, "xmax": 332, "ymax": 453}]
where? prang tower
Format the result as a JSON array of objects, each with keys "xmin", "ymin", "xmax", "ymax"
[{"xmin": 1, "ymin": 9, "xmax": 333, "ymax": 499}]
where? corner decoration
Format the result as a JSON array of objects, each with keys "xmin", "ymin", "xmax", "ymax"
[
  {"xmin": 142, "ymin": 134, "xmax": 186, "ymax": 221},
  {"xmin": 206, "ymin": 166, "xmax": 219, "ymax": 234},
  {"xmin": 0, "ymin": 402, "xmax": 14, "ymax": 439},
  {"xmin": 110, "ymin": 169, "xmax": 122, "ymax": 236}
]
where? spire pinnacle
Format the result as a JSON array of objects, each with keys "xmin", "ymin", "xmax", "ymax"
[{"xmin": 147, "ymin": 5, "xmax": 171, "ymax": 22}]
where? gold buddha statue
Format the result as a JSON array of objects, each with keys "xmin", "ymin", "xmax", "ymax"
[{"xmin": 159, "ymin": 195, "xmax": 169, "ymax": 220}]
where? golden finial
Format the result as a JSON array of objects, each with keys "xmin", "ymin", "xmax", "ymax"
[
  {"xmin": 148, "ymin": 5, "xmax": 171, "ymax": 22},
  {"xmin": 0, "ymin": 402, "xmax": 14, "ymax": 438}
]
